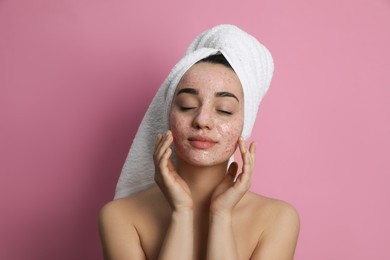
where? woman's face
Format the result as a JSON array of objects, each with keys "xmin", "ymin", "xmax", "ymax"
[{"xmin": 169, "ymin": 62, "xmax": 244, "ymax": 167}]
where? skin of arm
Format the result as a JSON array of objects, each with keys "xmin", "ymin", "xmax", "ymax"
[
  {"xmin": 207, "ymin": 214, "xmax": 239, "ymax": 260},
  {"xmin": 153, "ymin": 132, "xmax": 194, "ymax": 260},
  {"xmin": 206, "ymin": 138, "xmax": 255, "ymax": 260},
  {"xmin": 207, "ymin": 138, "xmax": 300, "ymax": 260},
  {"xmin": 207, "ymin": 198, "xmax": 300, "ymax": 260},
  {"xmin": 157, "ymin": 210, "xmax": 193, "ymax": 260}
]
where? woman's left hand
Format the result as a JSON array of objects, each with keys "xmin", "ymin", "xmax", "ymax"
[{"xmin": 210, "ymin": 138, "xmax": 256, "ymax": 218}]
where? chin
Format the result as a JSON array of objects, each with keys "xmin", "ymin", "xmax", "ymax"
[{"xmin": 175, "ymin": 148, "xmax": 234, "ymax": 167}]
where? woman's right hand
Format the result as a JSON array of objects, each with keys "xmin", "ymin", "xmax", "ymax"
[{"xmin": 154, "ymin": 131, "xmax": 193, "ymax": 212}]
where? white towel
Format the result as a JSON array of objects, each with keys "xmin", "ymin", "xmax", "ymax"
[{"xmin": 114, "ymin": 24, "xmax": 274, "ymax": 199}]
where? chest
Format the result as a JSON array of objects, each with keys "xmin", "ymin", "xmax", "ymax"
[{"xmin": 136, "ymin": 211, "xmax": 262, "ymax": 260}]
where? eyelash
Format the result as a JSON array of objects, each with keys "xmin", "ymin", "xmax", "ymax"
[
  {"xmin": 218, "ymin": 110, "xmax": 233, "ymax": 115},
  {"xmin": 179, "ymin": 107, "xmax": 233, "ymax": 115},
  {"xmin": 179, "ymin": 106, "xmax": 195, "ymax": 111}
]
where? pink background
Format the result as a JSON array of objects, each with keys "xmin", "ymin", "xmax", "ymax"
[{"xmin": 1, "ymin": 0, "xmax": 389, "ymax": 259}]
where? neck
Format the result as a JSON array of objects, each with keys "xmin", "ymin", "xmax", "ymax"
[{"xmin": 176, "ymin": 158, "xmax": 228, "ymax": 210}]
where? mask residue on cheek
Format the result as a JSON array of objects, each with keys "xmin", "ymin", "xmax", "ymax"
[
  {"xmin": 217, "ymin": 120, "xmax": 243, "ymax": 158},
  {"xmin": 217, "ymin": 124, "xmax": 232, "ymax": 136}
]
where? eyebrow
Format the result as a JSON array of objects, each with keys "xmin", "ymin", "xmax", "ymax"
[
  {"xmin": 177, "ymin": 88, "xmax": 199, "ymax": 95},
  {"xmin": 177, "ymin": 88, "xmax": 239, "ymax": 102},
  {"xmin": 215, "ymin": 91, "xmax": 239, "ymax": 102}
]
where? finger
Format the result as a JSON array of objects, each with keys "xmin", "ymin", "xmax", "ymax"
[
  {"xmin": 242, "ymin": 141, "xmax": 256, "ymax": 182},
  {"xmin": 155, "ymin": 147, "xmax": 173, "ymax": 182},
  {"xmin": 154, "ymin": 132, "xmax": 172, "ymax": 178},
  {"xmin": 166, "ymin": 157, "xmax": 183, "ymax": 182},
  {"xmin": 167, "ymin": 157, "xmax": 176, "ymax": 172},
  {"xmin": 159, "ymin": 149, "xmax": 187, "ymax": 194},
  {"xmin": 238, "ymin": 137, "xmax": 247, "ymax": 157},
  {"xmin": 249, "ymin": 141, "xmax": 256, "ymax": 166},
  {"xmin": 238, "ymin": 137, "xmax": 250, "ymax": 174},
  {"xmin": 154, "ymin": 134, "xmax": 163, "ymax": 153},
  {"xmin": 155, "ymin": 131, "xmax": 173, "ymax": 161},
  {"xmin": 156, "ymin": 131, "xmax": 170, "ymax": 153},
  {"xmin": 238, "ymin": 139, "xmax": 255, "ymax": 185},
  {"xmin": 217, "ymin": 162, "xmax": 238, "ymax": 190},
  {"xmin": 159, "ymin": 146, "xmax": 172, "ymax": 171},
  {"xmin": 154, "ymin": 133, "xmax": 164, "ymax": 158},
  {"xmin": 160, "ymin": 131, "xmax": 173, "ymax": 157},
  {"xmin": 227, "ymin": 162, "xmax": 238, "ymax": 180}
]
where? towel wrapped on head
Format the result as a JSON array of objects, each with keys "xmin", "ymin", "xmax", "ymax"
[{"xmin": 114, "ymin": 24, "xmax": 274, "ymax": 199}]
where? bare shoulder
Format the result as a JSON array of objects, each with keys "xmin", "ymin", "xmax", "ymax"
[
  {"xmin": 243, "ymin": 192, "xmax": 300, "ymax": 259},
  {"xmin": 239, "ymin": 192, "xmax": 299, "ymax": 222},
  {"xmin": 99, "ymin": 196, "xmax": 133, "ymax": 223},
  {"xmin": 248, "ymin": 192, "xmax": 299, "ymax": 223},
  {"xmin": 100, "ymin": 189, "xmax": 147, "ymax": 227},
  {"xmin": 99, "ymin": 186, "xmax": 166, "ymax": 260},
  {"xmin": 100, "ymin": 185, "xmax": 168, "ymax": 220}
]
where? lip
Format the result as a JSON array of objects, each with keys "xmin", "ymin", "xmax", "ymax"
[{"xmin": 188, "ymin": 135, "xmax": 217, "ymax": 149}]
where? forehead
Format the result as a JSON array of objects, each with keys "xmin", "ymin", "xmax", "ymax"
[{"xmin": 175, "ymin": 62, "xmax": 243, "ymax": 96}]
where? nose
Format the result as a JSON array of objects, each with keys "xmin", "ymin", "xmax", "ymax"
[{"xmin": 192, "ymin": 107, "xmax": 214, "ymax": 130}]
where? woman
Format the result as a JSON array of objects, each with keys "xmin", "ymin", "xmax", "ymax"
[{"xmin": 99, "ymin": 25, "xmax": 300, "ymax": 260}]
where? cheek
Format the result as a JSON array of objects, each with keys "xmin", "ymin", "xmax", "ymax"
[
  {"xmin": 170, "ymin": 114, "xmax": 188, "ymax": 152},
  {"xmin": 217, "ymin": 118, "xmax": 243, "ymax": 155}
]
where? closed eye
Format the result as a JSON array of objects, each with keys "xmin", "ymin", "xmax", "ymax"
[
  {"xmin": 218, "ymin": 110, "xmax": 233, "ymax": 115},
  {"xmin": 179, "ymin": 106, "xmax": 196, "ymax": 111}
]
